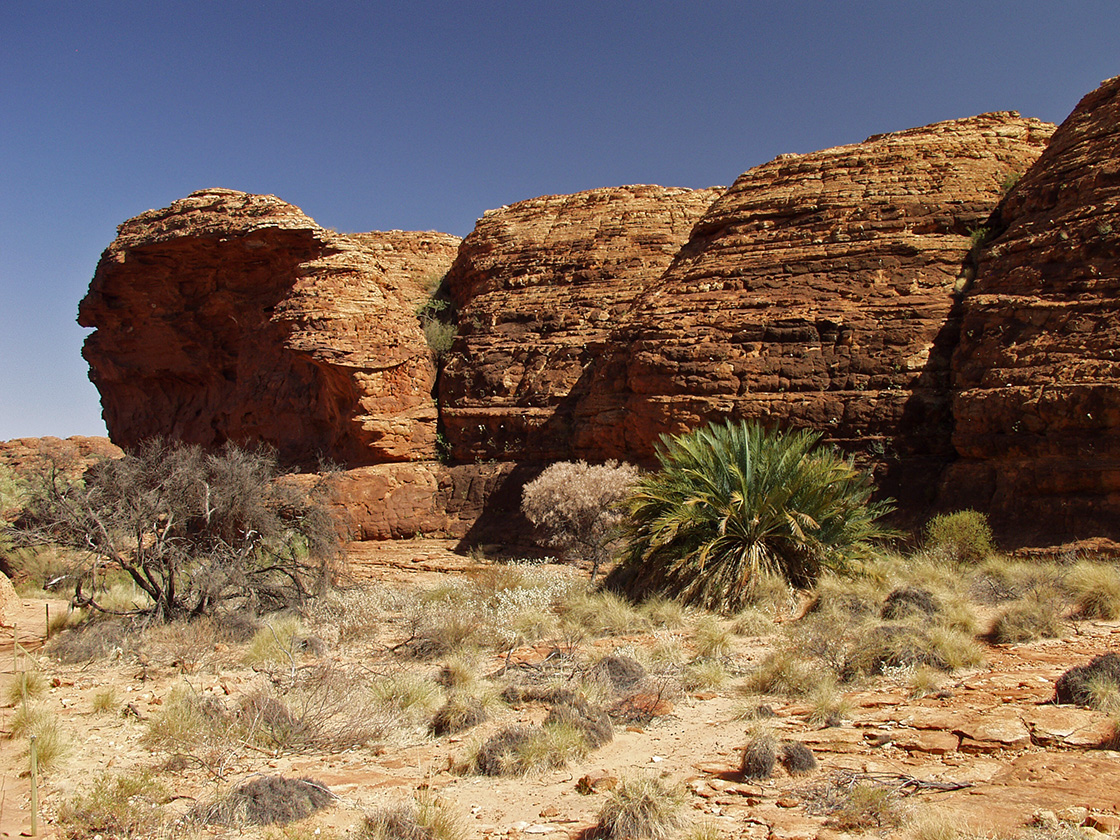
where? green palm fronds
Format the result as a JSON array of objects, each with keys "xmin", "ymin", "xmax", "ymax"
[{"xmin": 605, "ymin": 421, "xmax": 894, "ymax": 613}]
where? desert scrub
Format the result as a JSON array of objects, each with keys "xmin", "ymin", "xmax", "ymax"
[
  {"xmin": 556, "ymin": 589, "xmax": 650, "ymax": 637},
  {"xmin": 682, "ymin": 658, "xmax": 729, "ymax": 691},
  {"xmin": 690, "ymin": 614, "xmax": 733, "ymax": 661},
  {"xmin": 58, "ymin": 769, "xmax": 169, "ymax": 838},
  {"xmin": 473, "ymin": 721, "xmax": 592, "ymax": 775},
  {"xmin": 370, "ymin": 670, "xmax": 441, "ymax": 724},
  {"xmin": 1065, "ymin": 560, "xmax": 1120, "ymax": 620},
  {"xmin": 91, "ymin": 686, "xmax": 118, "ymax": 714},
  {"xmin": 639, "ymin": 595, "xmax": 690, "ymax": 629},
  {"xmin": 193, "ymin": 776, "xmax": 334, "ymax": 827},
  {"xmin": 924, "ymin": 510, "xmax": 994, "ymax": 564},
  {"xmin": 10, "ymin": 704, "xmax": 67, "ymax": 770},
  {"xmin": 244, "ymin": 616, "xmax": 316, "ymax": 666},
  {"xmin": 744, "ymin": 647, "xmax": 823, "ymax": 697},
  {"xmin": 1054, "ymin": 653, "xmax": 1120, "ymax": 707},
  {"xmin": 143, "ymin": 686, "xmax": 241, "ymax": 769},
  {"xmin": 405, "ymin": 601, "xmax": 488, "ymax": 659},
  {"xmin": 307, "ymin": 586, "xmax": 387, "ymax": 647},
  {"xmin": 361, "ymin": 791, "xmax": 466, "ymax": 840},
  {"xmin": 4, "ymin": 669, "xmax": 47, "ymax": 706},
  {"xmin": 989, "ymin": 587, "xmax": 1066, "ymax": 643},
  {"xmin": 607, "ymin": 420, "xmax": 895, "ymax": 613},
  {"xmin": 595, "ymin": 775, "xmax": 689, "ymax": 840},
  {"xmin": 841, "ymin": 621, "xmax": 981, "ymax": 681},
  {"xmin": 730, "ymin": 607, "xmax": 775, "ymax": 637},
  {"xmin": 807, "ymin": 678, "xmax": 852, "ymax": 727}
]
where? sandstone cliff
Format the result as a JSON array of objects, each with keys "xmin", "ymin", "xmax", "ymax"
[
  {"xmin": 0, "ymin": 435, "xmax": 123, "ymax": 480},
  {"xmin": 440, "ymin": 185, "xmax": 723, "ymax": 462},
  {"xmin": 572, "ymin": 114, "xmax": 1054, "ymax": 514},
  {"xmin": 79, "ymin": 189, "xmax": 460, "ymax": 467},
  {"xmin": 946, "ymin": 76, "xmax": 1120, "ymax": 545}
]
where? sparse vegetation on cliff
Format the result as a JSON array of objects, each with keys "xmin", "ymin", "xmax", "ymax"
[{"xmin": 606, "ymin": 420, "xmax": 895, "ymax": 613}]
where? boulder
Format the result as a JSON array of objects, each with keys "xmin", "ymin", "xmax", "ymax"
[
  {"xmin": 79, "ymin": 189, "xmax": 460, "ymax": 467},
  {"xmin": 945, "ymin": 75, "xmax": 1120, "ymax": 545}
]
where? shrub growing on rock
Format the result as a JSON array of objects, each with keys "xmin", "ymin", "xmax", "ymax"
[
  {"xmin": 606, "ymin": 420, "xmax": 895, "ymax": 613},
  {"xmin": 521, "ymin": 460, "xmax": 641, "ymax": 580}
]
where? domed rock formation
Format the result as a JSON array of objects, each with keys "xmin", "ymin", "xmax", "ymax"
[
  {"xmin": 572, "ymin": 113, "xmax": 1054, "ymax": 514},
  {"xmin": 945, "ymin": 76, "xmax": 1120, "ymax": 545},
  {"xmin": 439, "ymin": 185, "xmax": 724, "ymax": 462},
  {"xmin": 79, "ymin": 189, "xmax": 460, "ymax": 467}
]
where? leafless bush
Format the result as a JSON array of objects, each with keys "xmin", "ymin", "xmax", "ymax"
[
  {"xmin": 15, "ymin": 439, "xmax": 341, "ymax": 621},
  {"xmin": 521, "ymin": 460, "xmax": 641, "ymax": 579}
]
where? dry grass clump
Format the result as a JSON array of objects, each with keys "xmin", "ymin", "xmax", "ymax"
[
  {"xmin": 244, "ymin": 616, "xmax": 320, "ymax": 666},
  {"xmin": 1054, "ymin": 653, "xmax": 1120, "ymax": 707},
  {"xmin": 595, "ymin": 775, "xmax": 689, "ymax": 840},
  {"xmin": 841, "ymin": 622, "xmax": 976, "ymax": 681},
  {"xmin": 691, "ymin": 615, "xmax": 733, "ymax": 661},
  {"xmin": 989, "ymin": 587, "xmax": 1066, "ymax": 643},
  {"xmin": 9, "ymin": 703, "xmax": 68, "ymax": 770},
  {"xmin": 780, "ymin": 740, "xmax": 818, "ymax": 774},
  {"xmin": 557, "ymin": 589, "xmax": 650, "ymax": 637},
  {"xmin": 909, "ymin": 665, "xmax": 948, "ymax": 699},
  {"xmin": 730, "ymin": 607, "xmax": 774, "ymax": 637},
  {"xmin": 545, "ymin": 696, "xmax": 614, "ymax": 747},
  {"xmin": 4, "ymin": 669, "xmax": 47, "ymax": 706},
  {"xmin": 968, "ymin": 555, "xmax": 1062, "ymax": 604},
  {"xmin": 473, "ymin": 721, "xmax": 591, "ymax": 776},
  {"xmin": 682, "ymin": 659, "xmax": 729, "ymax": 691},
  {"xmin": 370, "ymin": 670, "xmax": 442, "ymax": 723},
  {"xmin": 49, "ymin": 616, "xmax": 135, "ymax": 664},
  {"xmin": 591, "ymin": 655, "xmax": 648, "ymax": 694},
  {"xmin": 745, "ymin": 648, "xmax": 823, "ymax": 697},
  {"xmin": 1065, "ymin": 561, "xmax": 1120, "ymax": 620},
  {"xmin": 802, "ymin": 773, "xmax": 906, "ymax": 832},
  {"xmin": 360, "ymin": 792, "xmax": 465, "ymax": 840},
  {"xmin": 807, "ymin": 679, "xmax": 852, "ymax": 727},
  {"xmin": 58, "ymin": 769, "xmax": 169, "ymax": 838},
  {"xmin": 144, "ymin": 686, "xmax": 237, "ymax": 760},
  {"xmin": 194, "ymin": 776, "xmax": 333, "ymax": 827},
  {"xmin": 741, "ymin": 730, "xmax": 778, "ymax": 779},
  {"xmin": 639, "ymin": 595, "xmax": 689, "ymax": 629},
  {"xmin": 880, "ymin": 587, "xmax": 940, "ymax": 621},
  {"xmin": 406, "ymin": 603, "xmax": 487, "ymax": 659},
  {"xmin": 307, "ymin": 586, "xmax": 387, "ymax": 647},
  {"xmin": 91, "ymin": 686, "xmax": 118, "ymax": 714},
  {"xmin": 430, "ymin": 693, "xmax": 492, "ymax": 736}
]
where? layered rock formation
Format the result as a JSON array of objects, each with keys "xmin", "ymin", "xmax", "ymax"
[
  {"xmin": 572, "ymin": 114, "xmax": 1054, "ymax": 512},
  {"xmin": 440, "ymin": 185, "xmax": 723, "ymax": 461},
  {"xmin": 0, "ymin": 436, "xmax": 123, "ymax": 481},
  {"xmin": 945, "ymin": 77, "xmax": 1120, "ymax": 544},
  {"xmin": 80, "ymin": 189, "xmax": 460, "ymax": 466}
]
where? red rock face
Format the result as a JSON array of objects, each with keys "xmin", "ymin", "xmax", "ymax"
[
  {"xmin": 79, "ymin": 189, "xmax": 460, "ymax": 467},
  {"xmin": 572, "ymin": 114, "xmax": 1053, "ymax": 515},
  {"xmin": 0, "ymin": 436, "xmax": 122, "ymax": 482},
  {"xmin": 945, "ymin": 77, "xmax": 1120, "ymax": 544},
  {"xmin": 439, "ymin": 185, "xmax": 723, "ymax": 462}
]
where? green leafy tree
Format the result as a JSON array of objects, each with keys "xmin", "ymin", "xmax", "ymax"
[
  {"xmin": 605, "ymin": 420, "xmax": 894, "ymax": 613},
  {"xmin": 14, "ymin": 440, "xmax": 340, "ymax": 620}
]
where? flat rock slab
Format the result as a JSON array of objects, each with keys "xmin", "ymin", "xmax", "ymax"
[
  {"xmin": 890, "ymin": 727, "xmax": 961, "ymax": 754},
  {"xmin": 1023, "ymin": 705, "xmax": 1118, "ymax": 748},
  {"xmin": 956, "ymin": 711, "xmax": 1032, "ymax": 751}
]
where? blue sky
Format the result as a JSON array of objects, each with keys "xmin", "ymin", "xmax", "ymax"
[{"xmin": 2, "ymin": 1, "xmax": 1117, "ymax": 441}]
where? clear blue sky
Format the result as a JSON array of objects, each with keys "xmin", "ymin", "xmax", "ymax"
[{"xmin": 2, "ymin": 1, "xmax": 1117, "ymax": 441}]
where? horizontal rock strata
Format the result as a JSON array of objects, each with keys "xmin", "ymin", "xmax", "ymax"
[
  {"xmin": 440, "ymin": 185, "xmax": 723, "ymax": 461},
  {"xmin": 79, "ymin": 189, "xmax": 460, "ymax": 467},
  {"xmin": 945, "ymin": 76, "xmax": 1120, "ymax": 544},
  {"xmin": 573, "ymin": 114, "xmax": 1054, "ymax": 514}
]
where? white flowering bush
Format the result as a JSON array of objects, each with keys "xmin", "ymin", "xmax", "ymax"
[{"xmin": 521, "ymin": 461, "xmax": 642, "ymax": 580}]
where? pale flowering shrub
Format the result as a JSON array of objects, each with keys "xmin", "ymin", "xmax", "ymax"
[{"xmin": 521, "ymin": 461, "xmax": 642, "ymax": 579}]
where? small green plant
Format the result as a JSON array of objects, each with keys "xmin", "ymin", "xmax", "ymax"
[
  {"xmin": 999, "ymin": 171, "xmax": 1022, "ymax": 196},
  {"xmin": 417, "ymin": 298, "xmax": 457, "ymax": 358},
  {"xmin": 595, "ymin": 775, "xmax": 689, "ymax": 840},
  {"xmin": 608, "ymin": 420, "xmax": 894, "ymax": 613},
  {"xmin": 924, "ymin": 510, "xmax": 994, "ymax": 564}
]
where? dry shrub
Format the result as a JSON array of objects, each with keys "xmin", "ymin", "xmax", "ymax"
[
  {"xmin": 990, "ymin": 587, "xmax": 1066, "ymax": 643},
  {"xmin": 745, "ymin": 648, "xmax": 824, "ymax": 697},
  {"xmin": 730, "ymin": 607, "xmax": 774, "ymax": 637},
  {"xmin": 545, "ymin": 696, "xmax": 614, "ymax": 747},
  {"xmin": 194, "ymin": 776, "xmax": 333, "ymax": 826},
  {"xmin": 244, "ymin": 616, "xmax": 315, "ymax": 665},
  {"xmin": 803, "ymin": 773, "xmax": 906, "ymax": 832},
  {"xmin": 682, "ymin": 659, "xmax": 728, "ymax": 691},
  {"xmin": 473, "ymin": 721, "xmax": 591, "ymax": 776},
  {"xmin": 595, "ymin": 775, "xmax": 689, "ymax": 840},
  {"xmin": 639, "ymin": 595, "xmax": 689, "ymax": 629},
  {"xmin": 1054, "ymin": 653, "xmax": 1120, "ymax": 707},
  {"xmin": 842, "ymin": 623, "xmax": 963, "ymax": 681},
  {"xmin": 805, "ymin": 576, "xmax": 886, "ymax": 620},
  {"xmin": 143, "ymin": 686, "xmax": 237, "ymax": 767},
  {"xmin": 691, "ymin": 615, "xmax": 733, "ymax": 661},
  {"xmin": 1066, "ymin": 561, "xmax": 1120, "ymax": 620},
  {"xmin": 881, "ymin": 587, "xmax": 940, "ymax": 620},
  {"xmin": 308, "ymin": 587, "xmax": 386, "ymax": 647},
  {"xmin": 430, "ymin": 694, "xmax": 490, "ymax": 736},
  {"xmin": 5, "ymin": 670, "xmax": 47, "ymax": 706},
  {"xmin": 360, "ymin": 792, "xmax": 465, "ymax": 840},
  {"xmin": 591, "ymin": 655, "xmax": 647, "ymax": 694},
  {"xmin": 807, "ymin": 679, "xmax": 851, "ymax": 727},
  {"xmin": 558, "ymin": 589, "xmax": 649, "ymax": 637},
  {"xmin": 91, "ymin": 687, "xmax": 118, "ymax": 715},
  {"xmin": 780, "ymin": 740, "xmax": 818, "ymax": 774},
  {"xmin": 370, "ymin": 670, "xmax": 441, "ymax": 723},
  {"xmin": 407, "ymin": 603, "xmax": 487, "ymax": 659},
  {"xmin": 10, "ymin": 704, "xmax": 67, "ymax": 770},
  {"xmin": 741, "ymin": 731, "xmax": 777, "ymax": 779},
  {"xmin": 50, "ymin": 617, "xmax": 135, "ymax": 663},
  {"xmin": 58, "ymin": 769, "xmax": 168, "ymax": 839}
]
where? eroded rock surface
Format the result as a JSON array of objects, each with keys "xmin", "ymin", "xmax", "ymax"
[
  {"xmin": 79, "ymin": 189, "xmax": 460, "ymax": 467},
  {"xmin": 0, "ymin": 435, "xmax": 122, "ymax": 480},
  {"xmin": 946, "ymin": 76, "xmax": 1120, "ymax": 545},
  {"xmin": 440, "ymin": 185, "xmax": 723, "ymax": 462},
  {"xmin": 572, "ymin": 115, "xmax": 1054, "ymax": 514}
]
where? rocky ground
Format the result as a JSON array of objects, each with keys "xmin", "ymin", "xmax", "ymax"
[{"xmin": 1, "ymin": 540, "xmax": 1119, "ymax": 840}]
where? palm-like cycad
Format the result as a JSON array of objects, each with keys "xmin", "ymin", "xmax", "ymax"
[{"xmin": 604, "ymin": 420, "xmax": 894, "ymax": 613}]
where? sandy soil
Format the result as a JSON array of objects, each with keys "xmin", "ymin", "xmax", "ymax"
[{"xmin": 2, "ymin": 540, "xmax": 1119, "ymax": 840}]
